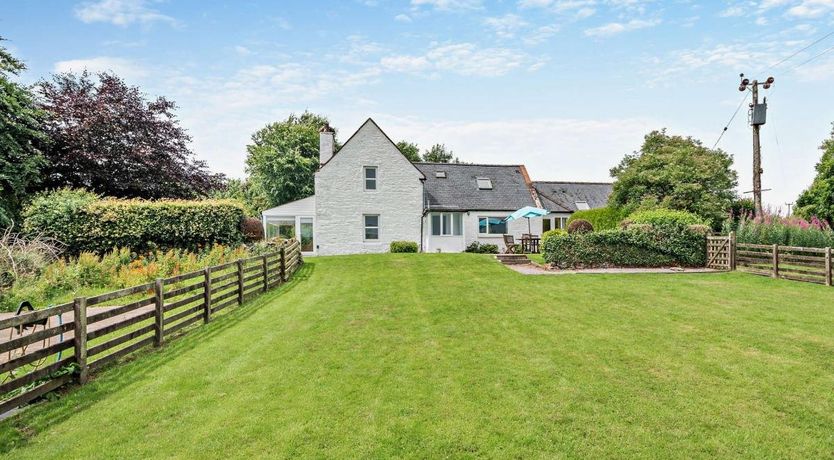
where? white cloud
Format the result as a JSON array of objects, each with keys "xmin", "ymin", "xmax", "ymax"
[
  {"xmin": 523, "ymin": 24, "xmax": 561, "ymax": 45},
  {"xmin": 53, "ymin": 56, "xmax": 148, "ymax": 80},
  {"xmin": 787, "ymin": 0, "xmax": 834, "ymax": 18},
  {"xmin": 381, "ymin": 43, "xmax": 535, "ymax": 77},
  {"xmin": 235, "ymin": 46, "xmax": 252, "ymax": 56},
  {"xmin": 74, "ymin": 0, "xmax": 175, "ymax": 26},
  {"xmin": 394, "ymin": 14, "xmax": 413, "ymax": 22},
  {"xmin": 410, "ymin": 0, "xmax": 482, "ymax": 11},
  {"xmin": 719, "ymin": 6, "xmax": 745, "ymax": 17},
  {"xmin": 584, "ymin": 18, "xmax": 660, "ymax": 37},
  {"xmin": 483, "ymin": 14, "xmax": 529, "ymax": 38}
]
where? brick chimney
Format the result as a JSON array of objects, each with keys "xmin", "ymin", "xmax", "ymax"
[{"xmin": 319, "ymin": 123, "xmax": 335, "ymax": 165}]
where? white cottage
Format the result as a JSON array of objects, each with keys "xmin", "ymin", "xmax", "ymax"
[{"xmin": 262, "ymin": 118, "xmax": 612, "ymax": 256}]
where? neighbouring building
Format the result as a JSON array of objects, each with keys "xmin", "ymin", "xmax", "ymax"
[{"xmin": 262, "ymin": 118, "xmax": 612, "ymax": 256}]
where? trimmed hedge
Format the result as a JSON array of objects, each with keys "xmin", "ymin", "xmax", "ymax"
[
  {"xmin": 623, "ymin": 208, "xmax": 704, "ymax": 228},
  {"xmin": 567, "ymin": 207, "xmax": 626, "ymax": 231},
  {"xmin": 23, "ymin": 189, "xmax": 246, "ymax": 253},
  {"xmin": 390, "ymin": 241, "xmax": 418, "ymax": 253},
  {"xmin": 542, "ymin": 224, "xmax": 707, "ymax": 269},
  {"xmin": 465, "ymin": 241, "xmax": 499, "ymax": 254}
]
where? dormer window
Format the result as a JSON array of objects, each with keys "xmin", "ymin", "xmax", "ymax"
[
  {"xmin": 476, "ymin": 177, "xmax": 492, "ymax": 190},
  {"xmin": 364, "ymin": 166, "xmax": 377, "ymax": 190},
  {"xmin": 435, "ymin": 171, "xmax": 446, "ymax": 178},
  {"xmin": 575, "ymin": 201, "xmax": 590, "ymax": 210}
]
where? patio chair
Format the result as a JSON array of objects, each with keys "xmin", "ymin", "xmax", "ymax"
[{"xmin": 502, "ymin": 234, "xmax": 518, "ymax": 254}]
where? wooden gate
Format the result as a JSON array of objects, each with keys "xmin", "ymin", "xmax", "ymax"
[{"xmin": 706, "ymin": 235, "xmax": 732, "ymax": 270}]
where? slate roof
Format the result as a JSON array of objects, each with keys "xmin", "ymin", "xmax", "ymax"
[
  {"xmin": 532, "ymin": 181, "xmax": 613, "ymax": 212},
  {"xmin": 414, "ymin": 163, "xmax": 537, "ymax": 211}
]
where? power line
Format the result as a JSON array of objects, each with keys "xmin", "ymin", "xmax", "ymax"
[
  {"xmin": 713, "ymin": 91, "xmax": 749, "ymax": 149},
  {"xmin": 763, "ymin": 29, "xmax": 834, "ymax": 71},
  {"xmin": 791, "ymin": 43, "xmax": 834, "ymax": 70}
]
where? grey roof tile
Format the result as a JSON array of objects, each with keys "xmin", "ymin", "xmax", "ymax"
[
  {"xmin": 532, "ymin": 182, "xmax": 613, "ymax": 212},
  {"xmin": 414, "ymin": 163, "xmax": 537, "ymax": 211}
]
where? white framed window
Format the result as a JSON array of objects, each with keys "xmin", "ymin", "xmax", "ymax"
[
  {"xmin": 435, "ymin": 171, "xmax": 447, "ymax": 178},
  {"xmin": 476, "ymin": 177, "xmax": 492, "ymax": 190},
  {"xmin": 364, "ymin": 166, "xmax": 377, "ymax": 190},
  {"xmin": 478, "ymin": 216, "xmax": 507, "ymax": 235},
  {"xmin": 554, "ymin": 217, "xmax": 568, "ymax": 229},
  {"xmin": 575, "ymin": 201, "xmax": 590, "ymax": 210},
  {"xmin": 430, "ymin": 213, "xmax": 462, "ymax": 236},
  {"xmin": 364, "ymin": 214, "xmax": 379, "ymax": 240}
]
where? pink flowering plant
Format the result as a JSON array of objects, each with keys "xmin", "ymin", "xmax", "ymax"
[{"xmin": 732, "ymin": 209, "xmax": 834, "ymax": 248}]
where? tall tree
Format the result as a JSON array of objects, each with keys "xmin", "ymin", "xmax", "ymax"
[
  {"xmin": 610, "ymin": 130, "xmax": 738, "ymax": 226},
  {"xmin": 210, "ymin": 178, "xmax": 270, "ymax": 217},
  {"xmin": 796, "ymin": 124, "xmax": 834, "ymax": 226},
  {"xmin": 36, "ymin": 71, "xmax": 222, "ymax": 199},
  {"xmin": 0, "ymin": 37, "xmax": 45, "ymax": 227},
  {"xmin": 246, "ymin": 112, "xmax": 332, "ymax": 207},
  {"xmin": 396, "ymin": 140, "xmax": 421, "ymax": 162},
  {"xmin": 422, "ymin": 143, "xmax": 457, "ymax": 163}
]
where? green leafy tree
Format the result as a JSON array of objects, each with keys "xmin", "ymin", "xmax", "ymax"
[
  {"xmin": 609, "ymin": 130, "xmax": 737, "ymax": 227},
  {"xmin": 0, "ymin": 37, "xmax": 45, "ymax": 227},
  {"xmin": 210, "ymin": 178, "xmax": 270, "ymax": 217},
  {"xmin": 796, "ymin": 124, "xmax": 834, "ymax": 226},
  {"xmin": 422, "ymin": 143, "xmax": 458, "ymax": 163},
  {"xmin": 246, "ymin": 112, "xmax": 332, "ymax": 207},
  {"xmin": 396, "ymin": 141, "xmax": 421, "ymax": 162}
]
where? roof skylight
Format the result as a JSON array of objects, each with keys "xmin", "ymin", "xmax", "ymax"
[{"xmin": 476, "ymin": 177, "xmax": 493, "ymax": 190}]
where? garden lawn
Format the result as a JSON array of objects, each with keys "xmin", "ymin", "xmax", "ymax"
[{"xmin": 2, "ymin": 254, "xmax": 834, "ymax": 458}]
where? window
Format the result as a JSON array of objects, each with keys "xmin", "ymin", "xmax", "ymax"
[
  {"xmin": 554, "ymin": 217, "xmax": 568, "ymax": 229},
  {"xmin": 542, "ymin": 219, "xmax": 551, "ymax": 232},
  {"xmin": 575, "ymin": 201, "xmax": 590, "ymax": 210},
  {"xmin": 478, "ymin": 216, "xmax": 507, "ymax": 235},
  {"xmin": 431, "ymin": 213, "xmax": 462, "ymax": 236},
  {"xmin": 364, "ymin": 214, "xmax": 379, "ymax": 240},
  {"xmin": 476, "ymin": 177, "xmax": 492, "ymax": 190},
  {"xmin": 435, "ymin": 171, "xmax": 446, "ymax": 178},
  {"xmin": 364, "ymin": 166, "xmax": 377, "ymax": 190},
  {"xmin": 266, "ymin": 217, "xmax": 295, "ymax": 239}
]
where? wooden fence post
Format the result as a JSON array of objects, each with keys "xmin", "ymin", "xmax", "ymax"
[
  {"xmin": 772, "ymin": 244, "xmax": 779, "ymax": 278},
  {"xmin": 237, "ymin": 259, "xmax": 244, "ymax": 305},
  {"xmin": 825, "ymin": 247, "xmax": 832, "ymax": 287},
  {"xmin": 72, "ymin": 297, "xmax": 89, "ymax": 384},
  {"xmin": 154, "ymin": 278, "xmax": 164, "ymax": 346},
  {"xmin": 729, "ymin": 231, "xmax": 736, "ymax": 271},
  {"xmin": 262, "ymin": 255, "xmax": 269, "ymax": 292},
  {"xmin": 279, "ymin": 245, "xmax": 287, "ymax": 282},
  {"xmin": 203, "ymin": 267, "xmax": 212, "ymax": 323}
]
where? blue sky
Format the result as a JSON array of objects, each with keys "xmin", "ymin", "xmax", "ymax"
[{"xmin": 4, "ymin": 0, "xmax": 834, "ymax": 210}]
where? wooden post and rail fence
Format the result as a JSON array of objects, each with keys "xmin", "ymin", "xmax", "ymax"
[
  {"xmin": 0, "ymin": 239, "xmax": 302, "ymax": 415},
  {"xmin": 707, "ymin": 232, "xmax": 833, "ymax": 286}
]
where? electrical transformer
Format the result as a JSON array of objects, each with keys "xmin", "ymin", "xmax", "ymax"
[{"xmin": 751, "ymin": 101, "xmax": 767, "ymax": 126}]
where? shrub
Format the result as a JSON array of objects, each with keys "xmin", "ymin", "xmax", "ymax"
[
  {"xmin": 464, "ymin": 241, "xmax": 499, "ymax": 254},
  {"xmin": 390, "ymin": 241, "xmax": 418, "ymax": 253},
  {"xmin": 567, "ymin": 219, "xmax": 594, "ymax": 234},
  {"xmin": 242, "ymin": 217, "xmax": 264, "ymax": 242},
  {"xmin": 541, "ymin": 229, "xmax": 566, "ymax": 244},
  {"xmin": 542, "ymin": 225, "xmax": 706, "ymax": 269},
  {"xmin": 567, "ymin": 207, "xmax": 626, "ymax": 231},
  {"xmin": 23, "ymin": 189, "xmax": 246, "ymax": 253},
  {"xmin": 624, "ymin": 209, "xmax": 704, "ymax": 228}
]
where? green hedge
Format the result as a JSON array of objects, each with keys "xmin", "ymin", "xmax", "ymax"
[
  {"xmin": 542, "ymin": 224, "xmax": 707, "ymax": 269},
  {"xmin": 624, "ymin": 208, "xmax": 704, "ymax": 227},
  {"xmin": 390, "ymin": 241, "xmax": 418, "ymax": 253},
  {"xmin": 567, "ymin": 207, "xmax": 626, "ymax": 231},
  {"xmin": 23, "ymin": 189, "xmax": 246, "ymax": 253}
]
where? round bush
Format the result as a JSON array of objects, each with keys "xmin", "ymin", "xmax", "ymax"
[
  {"xmin": 242, "ymin": 217, "xmax": 264, "ymax": 242},
  {"xmin": 390, "ymin": 241, "xmax": 418, "ymax": 253},
  {"xmin": 567, "ymin": 219, "xmax": 594, "ymax": 234}
]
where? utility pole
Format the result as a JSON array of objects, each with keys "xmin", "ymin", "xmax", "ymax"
[
  {"xmin": 739, "ymin": 74, "xmax": 774, "ymax": 217},
  {"xmin": 785, "ymin": 202, "xmax": 793, "ymax": 216}
]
